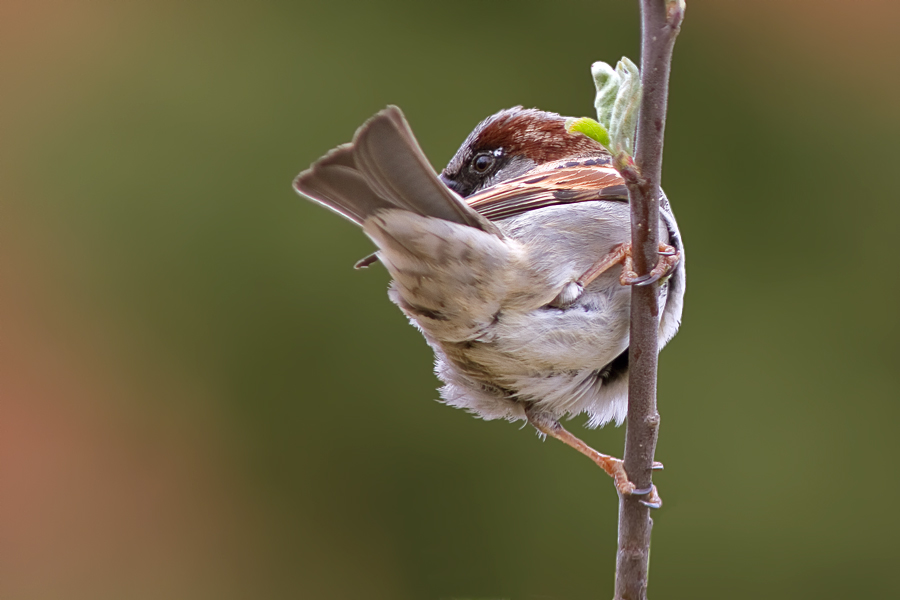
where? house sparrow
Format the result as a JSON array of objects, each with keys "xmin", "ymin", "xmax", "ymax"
[{"xmin": 293, "ymin": 106, "xmax": 684, "ymax": 500}]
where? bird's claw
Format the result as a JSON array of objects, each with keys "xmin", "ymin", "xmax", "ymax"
[
  {"xmin": 638, "ymin": 486, "xmax": 663, "ymax": 509},
  {"xmin": 628, "ymin": 272, "xmax": 660, "ymax": 286},
  {"xmin": 620, "ymin": 243, "xmax": 681, "ymax": 287},
  {"xmin": 610, "ymin": 460, "xmax": 663, "ymax": 509}
]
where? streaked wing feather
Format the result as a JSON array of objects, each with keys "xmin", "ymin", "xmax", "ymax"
[{"xmin": 466, "ymin": 166, "xmax": 628, "ymax": 221}]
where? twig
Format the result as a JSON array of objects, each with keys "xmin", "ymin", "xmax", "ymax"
[{"xmin": 614, "ymin": 1, "xmax": 684, "ymax": 599}]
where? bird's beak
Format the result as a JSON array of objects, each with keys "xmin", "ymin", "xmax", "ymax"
[{"xmin": 439, "ymin": 173, "xmax": 463, "ymax": 196}]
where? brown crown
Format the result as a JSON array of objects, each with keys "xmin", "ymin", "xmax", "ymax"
[{"xmin": 465, "ymin": 107, "xmax": 608, "ymax": 164}]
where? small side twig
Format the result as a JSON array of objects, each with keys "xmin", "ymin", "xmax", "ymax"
[{"xmin": 614, "ymin": 1, "xmax": 684, "ymax": 599}]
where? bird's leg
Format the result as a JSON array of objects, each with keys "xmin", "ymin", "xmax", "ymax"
[
  {"xmin": 525, "ymin": 406, "xmax": 662, "ymax": 506},
  {"xmin": 576, "ymin": 242, "xmax": 680, "ymax": 289},
  {"xmin": 573, "ymin": 243, "xmax": 631, "ymax": 290}
]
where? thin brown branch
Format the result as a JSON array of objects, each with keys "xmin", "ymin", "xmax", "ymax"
[{"xmin": 614, "ymin": 1, "xmax": 684, "ymax": 599}]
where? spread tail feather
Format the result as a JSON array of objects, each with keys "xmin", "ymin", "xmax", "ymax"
[{"xmin": 293, "ymin": 106, "xmax": 499, "ymax": 235}]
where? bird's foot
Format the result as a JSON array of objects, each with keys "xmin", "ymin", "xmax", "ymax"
[
  {"xmin": 571, "ymin": 242, "xmax": 680, "ymax": 294},
  {"xmin": 619, "ymin": 242, "xmax": 681, "ymax": 287},
  {"xmin": 605, "ymin": 459, "xmax": 663, "ymax": 509}
]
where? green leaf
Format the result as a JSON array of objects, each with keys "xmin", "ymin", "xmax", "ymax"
[
  {"xmin": 591, "ymin": 61, "xmax": 620, "ymax": 132},
  {"xmin": 608, "ymin": 57, "xmax": 642, "ymax": 157},
  {"xmin": 565, "ymin": 117, "xmax": 611, "ymax": 148},
  {"xmin": 587, "ymin": 57, "xmax": 643, "ymax": 159}
]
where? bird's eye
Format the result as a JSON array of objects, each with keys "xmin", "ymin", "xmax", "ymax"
[{"xmin": 471, "ymin": 153, "xmax": 495, "ymax": 174}]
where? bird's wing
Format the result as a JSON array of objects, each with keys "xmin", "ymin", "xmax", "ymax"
[{"xmin": 465, "ymin": 164, "xmax": 629, "ymax": 221}]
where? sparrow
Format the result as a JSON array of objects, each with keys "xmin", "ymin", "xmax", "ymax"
[{"xmin": 293, "ymin": 105, "xmax": 685, "ymax": 500}]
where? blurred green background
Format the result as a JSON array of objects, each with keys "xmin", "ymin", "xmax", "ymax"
[{"xmin": 2, "ymin": 1, "xmax": 898, "ymax": 598}]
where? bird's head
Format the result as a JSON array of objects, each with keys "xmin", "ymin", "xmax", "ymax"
[{"xmin": 439, "ymin": 107, "xmax": 609, "ymax": 198}]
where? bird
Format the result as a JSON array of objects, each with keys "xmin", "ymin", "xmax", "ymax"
[{"xmin": 293, "ymin": 105, "xmax": 684, "ymax": 501}]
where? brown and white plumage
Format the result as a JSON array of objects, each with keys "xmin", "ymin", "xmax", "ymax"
[{"xmin": 293, "ymin": 105, "xmax": 685, "ymax": 430}]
